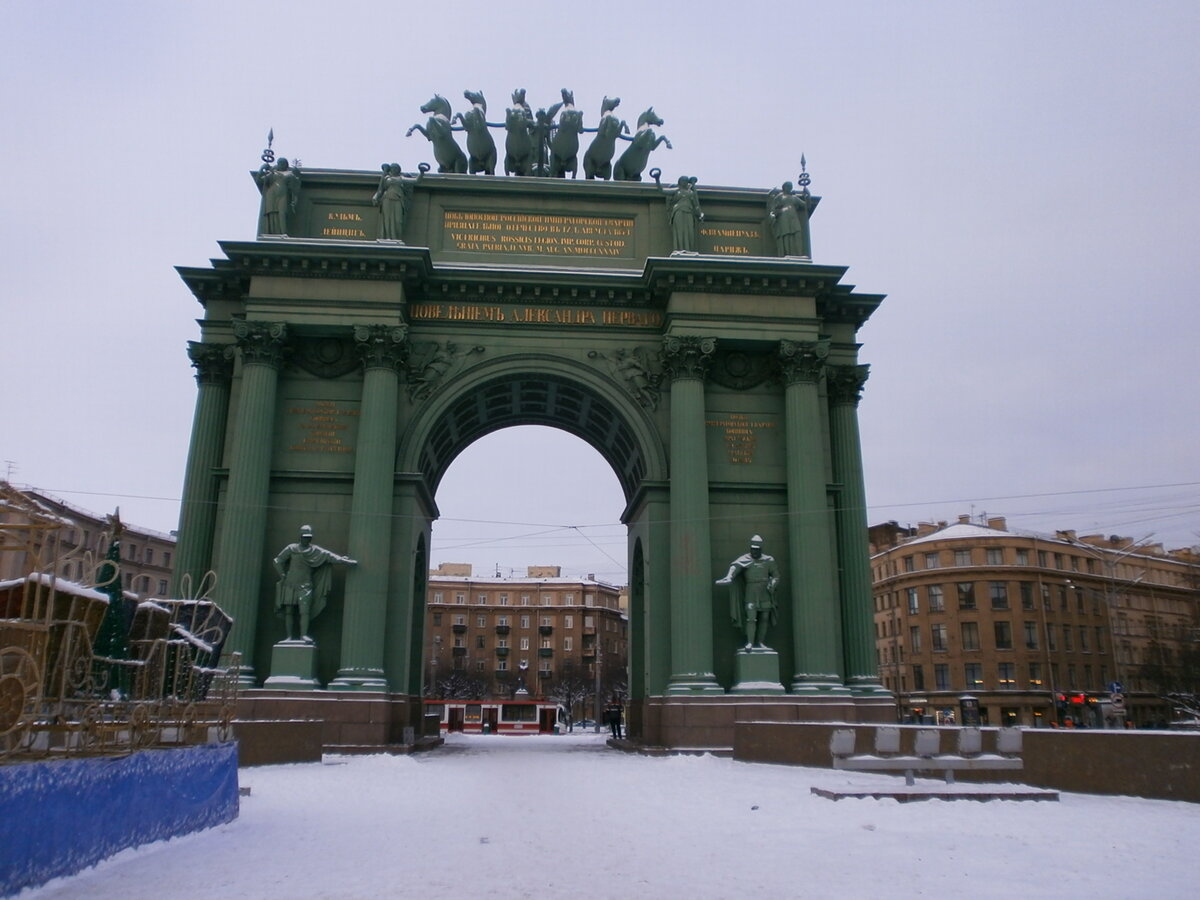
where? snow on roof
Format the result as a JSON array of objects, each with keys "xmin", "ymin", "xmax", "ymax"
[
  {"xmin": 428, "ymin": 574, "xmax": 624, "ymax": 589},
  {"xmin": 899, "ymin": 522, "xmax": 1018, "ymax": 546}
]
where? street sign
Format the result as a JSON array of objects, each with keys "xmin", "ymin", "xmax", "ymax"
[
  {"xmin": 1111, "ymin": 693, "xmax": 1126, "ymax": 712},
  {"xmin": 1108, "ymin": 681, "xmax": 1124, "ymax": 694}
]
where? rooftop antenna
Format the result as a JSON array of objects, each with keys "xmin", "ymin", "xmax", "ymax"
[{"xmin": 4, "ymin": 460, "xmax": 15, "ymax": 482}]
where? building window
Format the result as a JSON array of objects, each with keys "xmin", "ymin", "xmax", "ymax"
[
  {"xmin": 520, "ymin": 637, "xmax": 530, "ymax": 650},
  {"xmin": 158, "ymin": 579, "xmax": 168, "ymax": 595},
  {"xmin": 912, "ymin": 665, "xmax": 925, "ymax": 691},
  {"xmin": 163, "ymin": 551, "xmax": 171, "ymax": 567},
  {"xmin": 1096, "ymin": 626, "xmax": 1106, "ymax": 652},
  {"xmin": 498, "ymin": 615, "xmax": 509, "ymax": 626},
  {"xmin": 499, "ymin": 594, "xmax": 509, "ymax": 606},
  {"xmin": 1075, "ymin": 588, "xmax": 1085, "ymax": 613},
  {"xmin": 497, "ymin": 659, "xmax": 508, "ymax": 671},
  {"xmin": 957, "ymin": 583, "xmax": 976, "ymax": 610},
  {"xmin": 540, "ymin": 616, "xmax": 551, "ymax": 627},
  {"xmin": 565, "ymin": 593, "xmax": 575, "ymax": 605},
  {"xmin": 903, "ymin": 556, "xmax": 915, "ymax": 572},
  {"xmin": 1067, "ymin": 664, "xmax": 1077, "ymax": 689},
  {"xmin": 433, "ymin": 613, "xmax": 442, "ymax": 626},
  {"xmin": 476, "ymin": 635, "xmax": 485, "ymax": 649},
  {"xmin": 994, "ymin": 621, "xmax": 1013, "ymax": 650},
  {"xmin": 456, "ymin": 593, "xmax": 466, "ymax": 605},
  {"xmin": 1070, "ymin": 556, "xmax": 1080, "ymax": 572},
  {"xmin": 477, "ymin": 615, "xmax": 486, "ymax": 627},
  {"xmin": 453, "ymin": 637, "xmax": 464, "ymax": 648},
  {"xmin": 931, "ymin": 624, "xmax": 948, "ymax": 652},
  {"xmin": 998, "ymin": 662, "xmax": 1016, "ymax": 689},
  {"xmin": 1054, "ymin": 553, "xmax": 1064, "ymax": 570},
  {"xmin": 924, "ymin": 552, "xmax": 939, "ymax": 569},
  {"xmin": 1016, "ymin": 548, "xmax": 1029, "ymax": 566},
  {"xmin": 521, "ymin": 594, "xmax": 530, "ymax": 606},
  {"xmin": 961, "ymin": 622, "xmax": 980, "ymax": 651},
  {"xmin": 1046, "ymin": 624, "xmax": 1057, "ymax": 651},
  {"xmin": 540, "ymin": 638, "xmax": 551, "ymax": 649},
  {"xmin": 497, "ymin": 638, "xmax": 509, "ymax": 649},
  {"xmin": 145, "ymin": 548, "xmax": 154, "ymax": 565},
  {"xmin": 476, "ymin": 594, "xmax": 488, "ymax": 605},
  {"xmin": 1041, "ymin": 585, "xmax": 1051, "ymax": 610},
  {"xmin": 433, "ymin": 592, "xmax": 444, "ymax": 603},
  {"xmin": 1020, "ymin": 582, "xmax": 1034, "ymax": 610},
  {"xmin": 990, "ymin": 582, "xmax": 1009, "ymax": 610},
  {"xmin": 1023, "ymin": 621, "xmax": 1038, "ymax": 649},
  {"xmin": 1062, "ymin": 626, "xmax": 1073, "ymax": 652},
  {"xmin": 476, "ymin": 660, "xmax": 485, "ymax": 672},
  {"xmin": 907, "ymin": 588, "xmax": 919, "ymax": 614},
  {"xmin": 927, "ymin": 584, "xmax": 945, "ymax": 612},
  {"xmin": 1037, "ymin": 550, "xmax": 1048, "ymax": 567},
  {"xmin": 520, "ymin": 615, "xmax": 530, "ymax": 629},
  {"xmin": 453, "ymin": 614, "xmax": 465, "ymax": 626},
  {"xmin": 934, "ymin": 663, "xmax": 951, "ymax": 691},
  {"xmin": 1028, "ymin": 662, "xmax": 1043, "ymax": 687},
  {"xmin": 954, "ymin": 549, "xmax": 972, "ymax": 567},
  {"xmin": 909, "ymin": 625, "xmax": 922, "ymax": 653},
  {"xmin": 564, "ymin": 615, "xmax": 573, "ymax": 628},
  {"xmin": 1079, "ymin": 626, "xmax": 1089, "ymax": 652},
  {"xmin": 564, "ymin": 637, "xmax": 573, "ymax": 651},
  {"xmin": 985, "ymin": 548, "xmax": 1003, "ymax": 565},
  {"xmin": 542, "ymin": 594, "xmax": 552, "ymax": 606},
  {"xmin": 964, "ymin": 663, "xmax": 984, "ymax": 689}
]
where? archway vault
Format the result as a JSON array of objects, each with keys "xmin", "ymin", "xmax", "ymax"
[{"xmin": 400, "ymin": 355, "xmax": 667, "ymax": 508}]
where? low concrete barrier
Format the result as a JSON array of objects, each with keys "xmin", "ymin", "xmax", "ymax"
[{"xmin": 734, "ymin": 721, "xmax": 1200, "ymax": 803}]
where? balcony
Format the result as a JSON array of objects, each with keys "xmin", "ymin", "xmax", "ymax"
[
  {"xmin": 451, "ymin": 646, "xmax": 467, "ymax": 656},
  {"xmin": 538, "ymin": 647, "xmax": 554, "ymax": 658},
  {"xmin": 452, "ymin": 623, "xmax": 467, "ymax": 633},
  {"xmin": 495, "ymin": 647, "xmax": 510, "ymax": 657},
  {"xmin": 582, "ymin": 647, "xmax": 596, "ymax": 658},
  {"xmin": 495, "ymin": 624, "xmax": 510, "ymax": 635},
  {"xmin": 539, "ymin": 624, "xmax": 554, "ymax": 635}
]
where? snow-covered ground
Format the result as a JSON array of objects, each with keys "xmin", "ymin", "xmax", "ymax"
[{"xmin": 20, "ymin": 732, "xmax": 1199, "ymax": 899}]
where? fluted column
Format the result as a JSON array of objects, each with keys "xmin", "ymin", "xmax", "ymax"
[
  {"xmin": 827, "ymin": 364, "xmax": 887, "ymax": 693},
  {"xmin": 172, "ymin": 342, "xmax": 232, "ymax": 597},
  {"xmin": 661, "ymin": 336, "xmax": 723, "ymax": 694},
  {"xmin": 212, "ymin": 321, "xmax": 288, "ymax": 681},
  {"xmin": 330, "ymin": 324, "xmax": 408, "ymax": 691},
  {"xmin": 778, "ymin": 340, "xmax": 847, "ymax": 693}
]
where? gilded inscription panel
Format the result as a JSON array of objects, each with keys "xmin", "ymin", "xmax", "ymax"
[
  {"xmin": 443, "ymin": 210, "xmax": 634, "ymax": 257},
  {"xmin": 409, "ymin": 303, "xmax": 662, "ymax": 328},
  {"xmin": 286, "ymin": 399, "xmax": 360, "ymax": 455},
  {"xmin": 706, "ymin": 412, "xmax": 777, "ymax": 465}
]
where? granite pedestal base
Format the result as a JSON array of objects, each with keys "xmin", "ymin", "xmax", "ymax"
[
  {"xmin": 263, "ymin": 640, "xmax": 321, "ymax": 690},
  {"xmin": 731, "ymin": 647, "xmax": 786, "ymax": 694}
]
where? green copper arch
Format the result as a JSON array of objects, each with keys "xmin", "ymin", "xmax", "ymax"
[{"xmin": 398, "ymin": 354, "xmax": 667, "ymax": 502}]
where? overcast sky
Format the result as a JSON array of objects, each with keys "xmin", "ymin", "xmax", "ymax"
[{"xmin": 2, "ymin": 1, "xmax": 1198, "ymax": 584}]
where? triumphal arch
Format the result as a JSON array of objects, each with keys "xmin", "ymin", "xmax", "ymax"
[{"xmin": 174, "ymin": 107, "xmax": 891, "ymax": 749}]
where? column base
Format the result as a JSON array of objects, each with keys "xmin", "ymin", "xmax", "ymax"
[
  {"xmin": 665, "ymin": 673, "xmax": 726, "ymax": 695},
  {"xmin": 846, "ymin": 675, "xmax": 893, "ymax": 696},
  {"xmin": 327, "ymin": 668, "xmax": 389, "ymax": 692},
  {"xmin": 731, "ymin": 648, "xmax": 785, "ymax": 694},
  {"xmin": 263, "ymin": 639, "xmax": 321, "ymax": 690},
  {"xmin": 790, "ymin": 674, "xmax": 853, "ymax": 695}
]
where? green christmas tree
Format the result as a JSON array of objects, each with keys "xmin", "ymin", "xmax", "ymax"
[{"xmin": 91, "ymin": 510, "xmax": 132, "ymax": 697}]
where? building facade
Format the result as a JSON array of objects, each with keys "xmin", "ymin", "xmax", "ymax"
[
  {"xmin": 423, "ymin": 564, "xmax": 627, "ymax": 708},
  {"xmin": 871, "ymin": 515, "xmax": 1199, "ymax": 727},
  {"xmin": 0, "ymin": 482, "xmax": 176, "ymax": 600}
]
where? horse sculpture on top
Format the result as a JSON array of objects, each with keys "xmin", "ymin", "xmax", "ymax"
[
  {"xmin": 406, "ymin": 95, "xmax": 468, "ymax": 174},
  {"xmin": 613, "ymin": 107, "xmax": 672, "ymax": 182},
  {"xmin": 582, "ymin": 96, "xmax": 629, "ymax": 181},
  {"xmin": 452, "ymin": 90, "xmax": 498, "ymax": 175},
  {"xmin": 549, "ymin": 88, "xmax": 584, "ymax": 178}
]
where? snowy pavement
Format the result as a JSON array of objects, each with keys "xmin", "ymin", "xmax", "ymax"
[{"xmin": 19, "ymin": 732, "xmax": 1200, "ymax": 899}]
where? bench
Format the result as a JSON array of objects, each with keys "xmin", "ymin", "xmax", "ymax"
[{"xmin": 830, "ymin": 726, "xmax": 1024, "ymax": 786}]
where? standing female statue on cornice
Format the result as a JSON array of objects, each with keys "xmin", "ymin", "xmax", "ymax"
[
  {"xmin": 373, "ymin": 163, "xmax": 416, "ymax": 241},
  {"xmin": 255, "ymin": 157, "xmax": 301, "ymax": 236}
]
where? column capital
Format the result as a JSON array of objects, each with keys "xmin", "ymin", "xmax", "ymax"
[
  {"xmin": 661, "ymin": 335, "xmax": 716, "ymax": 382},
  {"xmin": 233, "ymin": 321, "xmax": 289, "ymax": 368},
  {"xmin": 353, "ymin": 324, "xmax": 410, "ymax": 371},
  {"xmin": 826, "ymin": 364, "xmax": 870, "ymax": 406},
  {"xmin": 187, "ymin": 341, "xmax": 233, "ymax": 386},
  {"xmin": 778, "ymin": 339, "xmax": 829, "ymax": 385}
]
